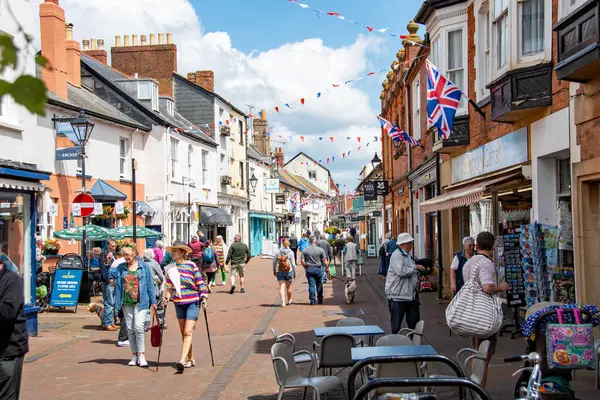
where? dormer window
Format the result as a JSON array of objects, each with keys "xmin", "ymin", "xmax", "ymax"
[
  {"xmin": 166, "ymin": 99, "xmax": 174, "ymax": 116},
  {"xmin": 138, "ymin": 80, "xmax": 159, "ymax": 111}
]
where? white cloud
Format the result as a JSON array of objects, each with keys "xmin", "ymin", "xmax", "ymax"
[{"xmin": 40, "ymin": 0, "xmax": 383, "ymax": 187}]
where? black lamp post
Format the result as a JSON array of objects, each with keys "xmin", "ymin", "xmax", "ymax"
[
  {"xmin": 371, "ymin": 152, "xmax": 382, "ymax": 170},
  {"xmin": 249, "ymin": 173, "xmax": 258, "ymax": 194}
]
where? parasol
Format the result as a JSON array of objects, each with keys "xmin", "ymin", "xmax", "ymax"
[
  {"xmin": 53, "ymin": 224, "xmax": 117, "ymax": 241},
  {"xmin": 109, "ymin": 226, "xmax": 165, "ymax": 239}
]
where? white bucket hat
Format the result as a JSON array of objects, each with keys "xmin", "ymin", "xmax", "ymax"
[{"xmin": 396, "ymin": 233, "xmax": 415, "ymax": 245}]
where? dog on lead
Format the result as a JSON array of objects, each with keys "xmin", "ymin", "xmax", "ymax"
[{"xmin": 344, "ymin": 279, "xmax": 357, "ymax": 304}]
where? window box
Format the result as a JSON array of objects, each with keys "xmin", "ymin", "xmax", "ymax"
[
  {"xmin": 220, "ymin": 175, "xmax": 232, "ymax": 185},
  {"xmin": 554, "ymin": 0, "xmax": 600, "ymax": 82},
  {"xmin": 432, "ymin": 115, "xmax": 470, "ymax": 153},
  {"xmin": 487, "ymin": 63, "xmax": 553, "ymax": 123},
  {"xmin": 220, "ymin": 125, "xmax": 231, "ymax": 136}
]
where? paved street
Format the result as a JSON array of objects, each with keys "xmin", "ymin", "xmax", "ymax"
[{"xmin": 22, "ymin": 256, "xmax": 598, "ymax": 399}]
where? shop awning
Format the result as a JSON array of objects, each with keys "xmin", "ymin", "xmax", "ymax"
[
  {"xmin": 0, "ymin": 177, "xmax": 47, "ymax": 192},
  {"xmin": 135, "ymin": 200, "xmax": 155, "ymax": 216},
  {"xmin": 420, "ymin": 173, "xmax": 522, "ymax": 213},
  {"xmin": 89, "ymin": 179, "xmax": 127, "ymax": 202},
  {"xmin": 250, "ymin": 212, "xmax": 276, "ymax": 220},
  {"xmin": 200, "ymin": 206, "xmax": 233, "ymax": 226}
]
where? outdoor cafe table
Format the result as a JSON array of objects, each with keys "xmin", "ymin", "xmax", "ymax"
[
  {"xmin": 351, "ymin": 344, "xmax": 438, "ymax": 362},
  {"xmin": 313, "ymin": 325, "xmax": 385, "ymax": 346}
]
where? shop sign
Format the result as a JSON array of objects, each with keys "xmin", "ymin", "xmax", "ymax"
[
  {"xmin": 375, "ymin": 181, "xmax": 389, "ymax": 195},
  {"xmin": 350, "ymin": 216, "xmax": 359, "ymax": 222},
  {"xmin": 367, "ymin": 244, "xmax": 377, "ymax": 257},
  {"xmin": 55, "ymin": 146, "xmax": 82, "ymax": 161},
  {"xmin": 452, "ymin": 127, "xmax": 528, "ymax": 183},
  {"xmin": 364, "ymin": 181, "xmax": 377, "ymax": 201},
  {"xmin": 50, "ymin": 269, "xmax": 83, "ymax": 308},
  {"xmin": 265, "ymin": 178, "xmax": 280, "ymax": 193},
  {"xmin": 372, "ymin": 210, "xmax": 382, "ymax": 217},
  {"xmin": 358, "ymin": 216, "xmax": 366, "ymax": 221},
  {"xmin": 275, "ymin": 194, "xmax": 285, "ymax": 204}
]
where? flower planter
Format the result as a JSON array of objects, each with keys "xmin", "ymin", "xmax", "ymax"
[{"xmin": 43, "ymin": 249, "xmax": 59, "ymax": 255}]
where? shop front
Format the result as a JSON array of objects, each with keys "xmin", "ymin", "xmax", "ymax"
[
  {"xmin": 409, "ymin": 156, "xmax": 438, "ymax": 261},
  {"xmin": 198, "ymin": 205, "xmax": 233, "ymax": 242},
  {"xmin": 0, "ymin": 164, "xmax": 52, "ymax": 336},
  {"xmin": 250, "ymin": 212, "xmax": 276, "ymax": 256}
]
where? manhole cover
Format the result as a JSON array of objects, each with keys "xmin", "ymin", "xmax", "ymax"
[
  {"xmin": 39, "ymin": 323, "xmax": 68, "ymax": 329},
  {"xmin": 322, "ymin": 309, "xmax": 365, "ymax": 316}
]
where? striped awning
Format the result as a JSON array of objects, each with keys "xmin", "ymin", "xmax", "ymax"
[
  {"xmin": 420, "ymin": 173, "xmax": 522, "ymax": 213},
  {"xmin": 0, "ymin": 178, "xmax": 47, "ymax": 192}
]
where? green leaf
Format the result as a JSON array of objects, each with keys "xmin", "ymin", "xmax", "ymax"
[
  {"xmin": 0, "ymin": 79, "xmax": 11, "ymax": 98},
  {"xmin": 0, "ymin": 34, "xmax": 18, "ymax": 71},
  {"xmin": 10, "ymin": 75, "xmax": 48, "ymax": 116},
  {"xmin": 35, "ymin": 55, "xmax": 52, "ymax": 70}
]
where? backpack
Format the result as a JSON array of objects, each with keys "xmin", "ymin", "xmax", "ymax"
[
  {"xmin": 277, "ymin": 252, "xmax": 291, "ymax": 272},
  {"xmin": 203, "ymin": 247, "xmax": 215, "ymax": 264}
]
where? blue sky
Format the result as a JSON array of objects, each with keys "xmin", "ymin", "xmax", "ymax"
[{"xmin": 61, "ymin": 0, "xmax": 424, "ymax": 190}]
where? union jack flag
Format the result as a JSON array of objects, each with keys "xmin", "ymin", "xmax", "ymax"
[
  {"xmin": 426, "ymin": 60, "xmax": 462, "ymax": 139},
  {"xmin": 398, "ymin": 130, "xmax": 422, "ymax": 147},
  {"xmin": 377, "ymin": 115, "xmax": 399, "ymax": 139},
  {"xmin": 289, "ymin": 193, "xmax": 298, "ymax": 213}
]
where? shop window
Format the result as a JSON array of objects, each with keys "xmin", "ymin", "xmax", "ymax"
[
  {"xmin": 36, "ymin": 199, "xmax": 56, "ymax": 241},
  {"xmin": 557, "ymin": 158, "xmax": 571, "ymax": 197}
]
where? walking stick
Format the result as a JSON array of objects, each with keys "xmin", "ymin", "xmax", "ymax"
[
  {"xmin": 156, "ymin": 302, "xmax": 167, "ymax": 372},
  {"xmin": 203, "ymin": 307, "xmax": 215, "ymax": 367}
]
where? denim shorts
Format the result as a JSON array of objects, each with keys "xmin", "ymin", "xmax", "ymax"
[
  {"xmin": 174, "ymin": 301, "xmax": 200, "ymax": 321},
  {"xmin": 276, "ymin": 271, "xmax": 293, "ymax": 281}
]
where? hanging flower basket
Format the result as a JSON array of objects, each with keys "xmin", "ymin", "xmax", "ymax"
[
  {"xmin": 221, "ymin": 175, "xmax": 232, "ymax": 185},
  {"xmin": 92, "ymin": 205, "xmax": 114, "ymax": 223},
  {"xmin": 42, "ymin": 239, "xmax": 61, "ymax": 255},
  {"xmin": 115, "ymin": 206, "xmax": 131, "ymax": 221}
]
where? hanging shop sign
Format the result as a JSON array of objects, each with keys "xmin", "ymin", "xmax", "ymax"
[
  {"xmin": 265, "ymin": 178, "xmax": 280, "ymax": 193},
  {"xmin": 275, "ymin": 194, "xmax": 286, "ymax": 204},
  {"xmin": 364, "ymin": 181, "xmax": 377, "ymax": 201},
  {"xmin": 55, "ymin": 146, "xmax": 82, "ymax": 161},
  {"xmin": 451, "ymin": 127, "xmax": 528, "ymax": 183},
  {"xmin": 375, "ymin": 181, "xmax": 389, "ymax": 195},
  {"xmin": 368, "ymin": 244, "xmax": 377, "ymax": 257},
  {"xmin": 358, "ymin": 215, "xmax": 366, "ymax": 221},
  {"xmin": 372, "ymin": 210, "xmax": 382, "ymax": 217}
]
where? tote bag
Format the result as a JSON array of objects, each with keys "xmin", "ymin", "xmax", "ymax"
[
  {"xmin": 150, "ymin": 310, "xmax": 162, "ymax": 348},
  {"xmin": 445, "ymin": 259, "xmax": 503, "ymax": 338},
  {"xmin": 546, "ymin": 308, "xmax": 595, "ymax": 369}
]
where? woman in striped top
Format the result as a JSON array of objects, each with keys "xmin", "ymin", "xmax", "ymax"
[
  {"xmin": 212, "ymin": 235, "xmax": 228, "ymax": 286},
  {"xmin": 164, "ymin": 241, "xmax": 208, "ymax": 373}
]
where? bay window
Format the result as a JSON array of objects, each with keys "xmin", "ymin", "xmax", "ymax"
[
  {"xmin": 447, "ymin": 28, "xmax": 466, "ymax": 108},
  {"xmin": 493, "ymin": 0, "xmax": 508, "ymax": 70}
]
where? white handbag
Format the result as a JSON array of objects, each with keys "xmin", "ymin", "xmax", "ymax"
[{"xmin": 445, "ymin": 258, "xmax": 503, "ymax": 338}]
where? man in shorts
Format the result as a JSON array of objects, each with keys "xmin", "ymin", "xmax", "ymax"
[
  {"xmin": 225, "ymin": 234, "xmax": 250, "ymax": 294},
  {"xmin": 462, "ymin": 231, "xmax": 509, "ymax": 387}
]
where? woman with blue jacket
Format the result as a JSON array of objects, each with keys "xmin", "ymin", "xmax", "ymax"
[{"xmin": 110, "ymin": 245, "xmax": 156, "ymax": 368}]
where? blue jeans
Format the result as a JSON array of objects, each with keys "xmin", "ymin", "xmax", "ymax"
[
  {"xmin": 102, "ymin": 283, "xmax": 115, "ymax": 328},
  {"xmin": 306, "ymin": 267, "xmax": 324, "ymax": 305}
]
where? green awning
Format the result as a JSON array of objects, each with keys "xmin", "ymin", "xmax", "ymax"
[{"xmin": 249, "ymin": 212, "xmax": 275, "ymax": 220}]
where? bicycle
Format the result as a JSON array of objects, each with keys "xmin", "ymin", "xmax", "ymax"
[{"xmin": 504, "ymin": 352, "xmax": 542, "ymax": 400}]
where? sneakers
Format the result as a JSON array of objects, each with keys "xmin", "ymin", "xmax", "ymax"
[
  {"xmin": 116, "ymin": 340, "xmax": 130, "ymax": 347},
  {"xmin": 128, "ymin": 355, "xmax": 138, "ymax": 366},
  {"xmin": 138, "ymin": 354, "xmax": 148, "ymax": 368},
  {"xmin": 240, "ymin": 288, "xmax": 246, "ymax": 293},
  {"xmin": 219, "ymin": 282, "xmax": 226, "ymax": 286},
  {"xmin": 229, "ymin": 286, "xmax": 235, "ymax": 294}
]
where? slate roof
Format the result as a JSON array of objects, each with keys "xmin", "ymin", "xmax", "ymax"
[{"xmin": 81, "ymin": 55, "xmax": 216, "ymax": 146}]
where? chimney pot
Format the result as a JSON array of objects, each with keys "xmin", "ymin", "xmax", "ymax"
[
  {"xmin": 90, "ymin": 37, "xmax": 96, "ymax": 50},
  {"xmin": 82, "ymin": 39, "xmax": 90, "ymax": 51},
  {"xmin": 140, "ymin": 34, "xmax": 147, "ymax": 45},
  {"xmin": 115, "ymin": 35, "xmax": 121, "ymax": 47},
  {"xmin": 124, "ymin": 35, "xmax": 130, "ymax": 46},
  {"xmin": 97, "ymin": 39, "xmax": 104, "ymax": 50},
  {"xmin": 132, "ymin": 34, "xmax": 138, "ymax": 46},
  {"xmin": 149, "ymin": 33, "xmax": 155, "ymax": 45},
  {"xmin": 65, "ymin": 23, "xmax": 73, "ymax": 40},
  {"xmin": 166, "ymin": 33, "xmax": 173, "ymax": 44},
  {"xmin": 157, "ymin": 33, "xmax": 164, "ymax": 45}
]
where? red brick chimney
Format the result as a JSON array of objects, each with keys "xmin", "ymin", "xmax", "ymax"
[
  {"xmin": 111, "ymin": 32, "xmax": 177, "ymax": 97},
  {"xmin": 40, "ymin": 0, "xmax": 68, "ymax": 99},
  {"xmin": 253, "ymin": 110, "xmax": 271, "ymax": 157},
  {"xmin": 65, "ymin": 23, "xmax": 80, "ymax": 87},
  {"xmin": 82, "ymin": 38, "xmax": 108, "ymax": 64},
  {"xmin": 187, "ymin": 70, "xmax": 214, "ymax": 92},
  {"xmin": 274, "ymin": 147, "xmax": 284, "ymax": 167}
]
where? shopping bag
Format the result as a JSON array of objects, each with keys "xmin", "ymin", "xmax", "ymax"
[
  {"xmin": 546, "ymin": 308, "xmax": 595, "ymax": 369},
  {"xmin": 328, "ymin": 262, "xmax": 336, "ymax": 277},
  {"xmin": 150, "ymin": 309, "xmax": 162, "ymax": 348}
]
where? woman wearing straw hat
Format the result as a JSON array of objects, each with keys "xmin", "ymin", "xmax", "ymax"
[
  {"xmin": 164, "ymin": 241, "xmax": 208, "ymax": 372},
  {"xmin": 384, "ymin": 233, "xmax": 426, "ymax": 333}
]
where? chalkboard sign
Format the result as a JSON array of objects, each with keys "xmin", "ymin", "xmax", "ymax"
[
  {"xmin": 50, "ymin": 269, "xmax": 83, "ymax": 307},
  {"xmin": 56, "ymin": 253, "xmax": 85, "ymax": 270}
]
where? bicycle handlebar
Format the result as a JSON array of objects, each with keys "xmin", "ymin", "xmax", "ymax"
[{"xmin": 504, "ymin": 355, "xmax": 525, "ymax": 363}]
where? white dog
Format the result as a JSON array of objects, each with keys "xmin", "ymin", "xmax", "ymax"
[{"xmin": 344, "ymin": 279, "xmax": 357, "ymax": 304}]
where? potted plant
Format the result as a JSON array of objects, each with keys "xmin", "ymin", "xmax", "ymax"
[
  {"xmin": 92, "ymin": 205, "xmax": 114, "ymax": 223},
  {"xmin": 42, "ymin": 239, "xmax": 61, "ymax": 255},
  {"xmin": 220, "ymin": 175, "xmax": 232, "ymax": 185},
  {"xmin": 115, "ymin": 206, "xmax": 130, "ymax": 221}
]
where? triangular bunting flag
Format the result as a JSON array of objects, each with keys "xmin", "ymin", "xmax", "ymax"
[
  {"xmin": 275, "ymin": 106, "xmax": 280, "ymax": 112},
  {"xmin": 329, "ymin": 137, "xmax": 334, "ymax": 142},
  {"xmin": 300, "ymin": 136, "xmax": 305, "ymax": 142},
  {"xmin": 300, "ymin": 98, "xmax": 305, "ymax": 105}
]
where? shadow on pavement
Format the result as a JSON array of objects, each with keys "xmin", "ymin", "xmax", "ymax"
[{"xmin": 78, "ymin": 358, "xmax": 177, "ymax": 369}]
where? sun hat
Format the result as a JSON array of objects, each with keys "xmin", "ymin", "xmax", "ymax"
[
  {"xmin": 166, "ymin": 240, "xmax": 192, "ymax": 254},
  {"xmin": 396, "ymin": 233, "xmax": 415, "ymax": 245}
]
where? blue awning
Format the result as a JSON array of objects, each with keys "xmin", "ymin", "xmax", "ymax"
[
  {"xmin": 250, "ymin": 212, "xmax": 276, "ymax": 220},
  {"xmin": 90, "ymin": 179, "xmax": 127, "ymax": 202}
]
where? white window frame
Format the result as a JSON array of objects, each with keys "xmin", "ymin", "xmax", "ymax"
[
  {"xmin": 36, "ymin": 199, "xmax": 56, "ymax": 241},
  {"xmin": 138, "ymin": 80, "xmax": 159, "ymax": 111},
  {"xmin": 239, "ymin": 161, "xmax": 245, "ymax": 189},
  {"xmin": 447, "ymin": 27, "xmax": 467, "ymax": 110},
  {"xmin": 492, "ymin": 0, "xmax": 509, "ymax": 77},
  {"xmin": 187, "ymin": 145, "xmax": 193, "ymax": 179},
  {"xmin": 170, "ymin": 137, "xmax": 179, "ymax": 179},
  {"xmin": 119, "ymin": 137, "xmax": 129, "ymax": 179},
  {"xmin": 517, "ymin": 0, "xmax": 546, "ymax": 63},
  {"xmin": 202, "ymin": 150, "xmax": 208, "ymax": 186},
  {"xmin": 166, "ymin": 99, "xmax": 174, "ymax": 116},
  {"xmin": 412, "ymin": 78, "xmax": 421, "ymax": 141},
  {"xmin": 475, "ymin": 0, "xmax": 492, "ymax": 101},
  {"xmin": 308, "ymin": 170, "xmax": 317, "ymax": 180},
  {"xmin": 559, "ymin": 0, "xmax": 586, "ymax": 19}
]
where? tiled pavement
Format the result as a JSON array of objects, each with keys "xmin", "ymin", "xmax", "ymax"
[{"xmin": 22, "ymin": 256, "xmax": 599, "ymax": 399}]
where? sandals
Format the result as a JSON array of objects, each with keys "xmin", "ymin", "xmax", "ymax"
[{"xmin": 184, "ymin": 359, "xmax": 196, "ymax": 368}]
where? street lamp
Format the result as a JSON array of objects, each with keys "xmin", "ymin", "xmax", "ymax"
[
  {"xmin": 283, "ymin": 188, "xmax": 290, "ymax": 197},
  {"xmin": 249, "ymin": 173, "xmax": 258, "ymax": 193},
  {"xmin": 70, "ymin": 110, "xmax": 95, "ymax": 149},
  {"xmin": 371, "ymin": 152, "xmax": 382, "ymax": 170}
]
